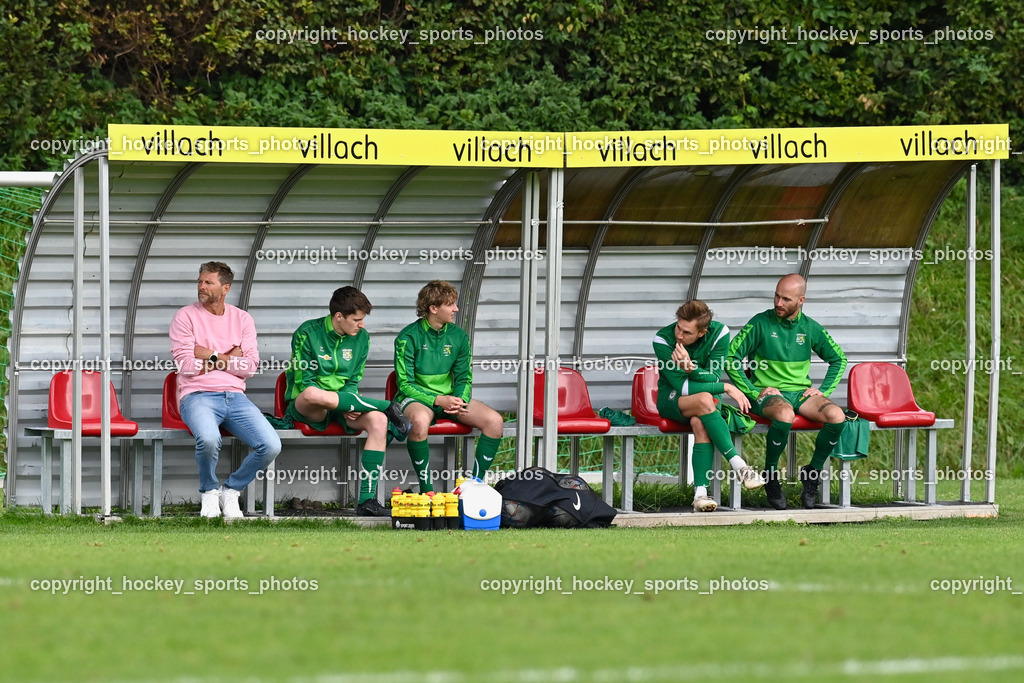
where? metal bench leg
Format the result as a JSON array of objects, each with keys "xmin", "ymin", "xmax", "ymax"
[
  {"xmin": 622, "ymin": 436, "xmax": 634, "ymax": 512},
  {"xmin": 728, "ymin": 458, "xmax": 742, "ymax": 510},
  {"xmin": 842, "ymin": 461, "xmax": 853, "ymax": 507},
  {"xmin": 893, "ymin": 430, "xmax": 904, "ymax": 499},
  {"xmin": 602, "ymin": 437, "xmax": 615, "ymax": 507},
  {"xmin": 925, "ymin": 429, "xmax": 937, "ymax": 505},
  {"xmin": 905, "ymin": 429, "xmax": 918, "ymax": 503},
  {"xmin": 245, "ymin": 477, "xmax": 258, "ymax": 516},
  {"xmin": 132, "ymin": 439, "xmax": 144, "ymax": 516},
  {"xmin": 41, "ymin": 434, "xmax": 53, "ymax": 515},
  {"xmin": 59, "ymin": 439, "xmax": 72, "ymax": 514},
  {"xmin": 710, "ymin": 448, "xmax": 722, "ymax": 506},
  {"xmin": 152, "ymin": 439, "xmax": 163, "ymax": 517},
  {"xmin": 820, "ymin": 459, "xmax": 832, "ymax": 505},
  {"xmin": 680, "ymin": 433, "xmax": 691, "ymax": 487},
  {"xmin": 263, "ymin": 460, "xmax": 275, "ymax": 518},
  {"xmin": 442, "ymin": 438, "xmax": 453, "ymax": 491},
  {"xmin": 787, "ymin": 433, "xmax": 797, "ymax": 482}
]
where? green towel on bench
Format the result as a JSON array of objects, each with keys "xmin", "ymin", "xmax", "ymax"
[
  {"xmin": 834, "ymin": 416, "xmax": 870, "ymax": 460},
  {"xmin": 598, "ymin": 407, "xmax": 635, "ymax": 426},
  {"xmin": 263, "ymin": 413, "xmax": 294, "ymax": 429},
  {"xmin": 722, "ymin": 403, "xmax": 756, "ymax": 434}
]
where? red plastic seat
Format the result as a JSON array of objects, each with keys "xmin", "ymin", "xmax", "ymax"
[
  {"xmin": 385, "ymin": 371, "xmax": 472, "ymax": 435},
  {"xmin": 162, "ymin": 372, "xmax": 235, "ymax": 436},
  {"xmin": 532, "ymin": 367, "xmax": 611, "ymax": 433},
  {"xmin": 47, "ymin": 370, "xmax": 139, "ymax": 436},
  {"xmin": 848, "ymin": 362, "xmax": 935, "ymax": 428},
  {"xmin": 631, "ymin": 366, "xmax": 690, "ymax": 433},
  {"xmin": 275, "ymin": 372, "xmax": 358, "ymax": 436},
  {"xmin": 162, "ymin": 372, "xmax": 188, "ymax": 430}
]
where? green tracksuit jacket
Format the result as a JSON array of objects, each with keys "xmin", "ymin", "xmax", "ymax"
[
  {"xmin": 652, "ymin": 319, "xmax": 729, "ymax": 409},
  {"xmin": 286, "ymin": 316, "xmax": 369, "ymax": 401},
  {"xmin": 394, "ymin": 318, "xmax": 472, "ymax": 406},
  {"xmin": 726, "ymin": 309, "xmax": 847, "ymax": 400}
]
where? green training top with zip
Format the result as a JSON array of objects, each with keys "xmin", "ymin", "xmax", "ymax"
[
  {"xmin": 394, "ymin": 317, "xmax": 472, "ymax": 405},
  {"xmin": 726, "ymin": 309, "xmax": 847, "ymax": 400},
  {"xmin": 286, "ymin": 316, "xmax": 368, "ymax": 401},
  {"xmin": 652, "ymin": 319, "xmax": 729, "ymax": 402}
]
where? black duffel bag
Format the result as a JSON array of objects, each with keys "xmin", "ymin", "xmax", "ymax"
[{"xmin": 494, "ymin": 467, "xmax": 616, "ymax": 528}]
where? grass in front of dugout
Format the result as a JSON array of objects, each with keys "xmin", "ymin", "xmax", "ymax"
[{"xmin": 1, "ymin": 479, "xmax": 1022, "ymax": 682}]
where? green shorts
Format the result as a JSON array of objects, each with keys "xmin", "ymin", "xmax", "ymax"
[
  {"xmin": 656, "ymin": 389, "xmax": 691, "ymax": 424},
  {"xmin": 750, "ymin": 390, "xmax": 811, "ymax": 418},
  {"xmin": 284, "ymin": 400, "xmax": 359, "ymax": 435},
  {"xmin": 397, "ymin": 395, "xmax": 450, "ymax": 423},
  {"xmin": 657, "ymin": 391, "xmax": 755, "ymax": 434}
]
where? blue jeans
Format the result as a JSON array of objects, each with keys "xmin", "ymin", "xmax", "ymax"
[{"xmin": 179, "ymin": 391, "xmax": 282, "ymax": 493}]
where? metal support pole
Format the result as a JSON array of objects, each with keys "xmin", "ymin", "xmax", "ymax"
[
  {"xmin": 542, "ymin": 168, "xmax": 564, "ymax": 471},
  {"xmin": 71, "ymin": 168, "xmax": 84, "ymax": 514},
  {"xmin": 986, "ymin": 159, "xmax": 1001, "ymax": 503},
  {"xmin": 515, "ymin": 173, "xmax": 540, "ymax": 469},
  {"xmin": 961, "ymin": 165, "xmax": 977, "ymax": 502},
  {"xmin": 99, "ymin": 157, "xmax": 113, "ymax": 517}
]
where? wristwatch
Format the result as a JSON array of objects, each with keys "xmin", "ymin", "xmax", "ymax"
[{"xmin": 209, "ymin": 352, "xmax": 218, "ymax": 365}]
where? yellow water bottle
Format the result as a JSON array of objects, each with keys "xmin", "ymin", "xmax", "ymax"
[
  {"xmin": 390, "ymin": 488, "xmax": 405, "ymax": 530},
  {"xmin": 444, "ymin": 492, "xmax": 461, "ymax": 530},
  {"xmin": 412, "ymin": 493, "xmax": 431, "ymax": 531},
  {"xmin": 431, "ymin": 492, "xmax": 446, "ymax": 530}
]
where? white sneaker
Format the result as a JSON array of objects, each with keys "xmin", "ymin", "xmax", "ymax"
[
  {"xmin": 220, "ymin": 486, "xmax": 244, "ymax": 520},
  {"xmin": 692, "ymin": 495, "xmax": 718, "ymax": 512},
  {"xmin": 737, "ymin": 465, "xmax": 766, "ymax": 491},
  {"xmin": 200, "ymin": 489, "xmax": 221, "ymax": 518}
]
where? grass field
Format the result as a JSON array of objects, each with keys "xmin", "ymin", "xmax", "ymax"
[{"xmin": 2, "ymin": 478, "xmax": 1023, "ymax": 683}]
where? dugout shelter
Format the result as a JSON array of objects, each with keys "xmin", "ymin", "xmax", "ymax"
[{"xmin": 1, "ymin": 123, "xmax": 1009, "ymax": 516}]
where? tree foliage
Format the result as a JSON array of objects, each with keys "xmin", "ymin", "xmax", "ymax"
[{"xmin": 2, "ymin": 0, "xmax": 1021, "ymax": 181}]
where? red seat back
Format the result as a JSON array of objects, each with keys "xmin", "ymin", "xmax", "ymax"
[
  {"xmin": 162, "ymin": 372, "xmax": 188, "ymax": 429},
  {"xmin": 848, "ymin": 362, "xmax": 935, "ymax": 427},
  {"xmin": 48, "ymin": 370, "xmax": 138, "ymax": 436},
  {"xmin": 533, "ymin": 367, "xmax": 611, "ymax": 433},
  {"xmin": 631, "ymin": 366, "xmax": 662, "ymax": 425},
  {"xmin": 274, "ymin": 372, "xmax": 289, "ymax": 418},
  {"xmin": 630, "ymin": 365, "xmax": 690, "ymax": 433}
]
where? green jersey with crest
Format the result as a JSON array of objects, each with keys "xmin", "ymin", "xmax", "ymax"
[
  {"xmin": 393, "ymin": 318, "xmax": 472, "ymax": 406},
  {"xmin": 652, "ymin": 319, "xmax": 729, "ymax": 404},
  {"xmin": 726, "ymin": 309, "xmax": 847, "ymax": 400},
  {"xmin": 286, "ymin": 315, "xmax": 369, "ymax": 401}
]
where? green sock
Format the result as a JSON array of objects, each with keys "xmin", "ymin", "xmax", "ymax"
[
  {"xmin": 473, "ymin": 435, "xmax": 502, "ymax": 479},
  {"xmin": 698, "ymin": 410, "xmax": 737, "ymax": 459},
  {"xmin": 358, "ymin": 449, "xmax": 385, "ymax": 504},
  {"xmin": 691, "ymin": 443, "xmax": 714, "ymax": 487},
  {"xmin": 407, "ymin": 439, "xmax": 432, "ymax": 493},
  {"xmin": 336, "ymin": 390, "xmax": 390, "ymax": 413},
  {"xmin": 810, "ymin": 421, "xmax": 846, "ymax": 469},
  {"xmin": 765, "ymin": 420, "xmax": 792, "ymax": 471}
]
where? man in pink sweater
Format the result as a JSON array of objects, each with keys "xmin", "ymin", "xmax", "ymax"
[{"xmin": 169, "ymin": 262, "xmax": 281, "ymax": 519}]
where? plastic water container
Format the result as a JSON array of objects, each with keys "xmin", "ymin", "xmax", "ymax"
[{"xmin": 456, "ymin": 478, "xmax": 501, "ymax": 530}]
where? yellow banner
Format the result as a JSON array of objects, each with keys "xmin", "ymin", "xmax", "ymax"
[
  {"xmin": 108, "ymin": 124, "xmax": 564, "ymax": 168},
  {"xmin": 109, "ymin": 124, "xmax": 1009, "ymax": 168},
  {"xmin": 565, "ymin": 124, "xmax": 1010, "ymax": 167}
]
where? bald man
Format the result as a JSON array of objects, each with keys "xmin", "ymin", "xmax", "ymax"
[{"xmin": 726, "ymin": 273, "xmax": 847, "ymax": 509}]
